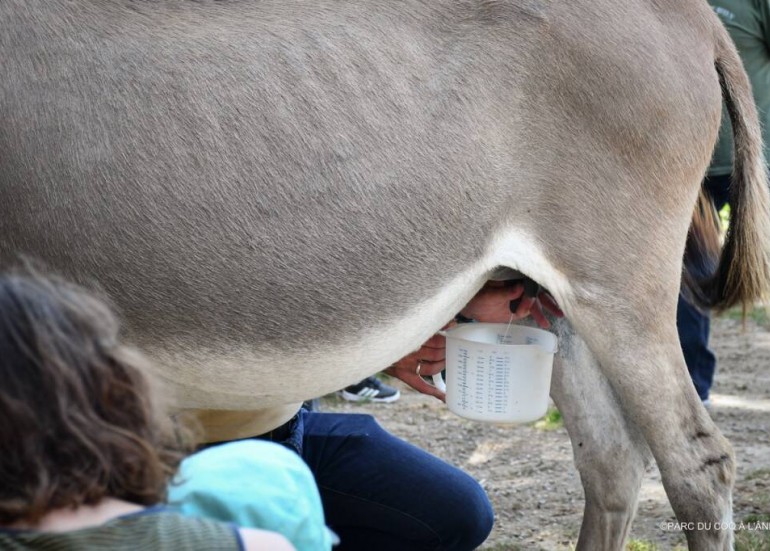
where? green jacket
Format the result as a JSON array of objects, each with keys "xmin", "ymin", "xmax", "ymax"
[{"xmin": 708, "ymin": 0, "xmax": 770, "ymax": 176}]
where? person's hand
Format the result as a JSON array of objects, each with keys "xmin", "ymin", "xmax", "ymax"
[
  {"xmin": 459, "ymin": 280, "xmax": 563, "ymax": 329},
  {"xmin": 384, "ymin": 323, "xmax": 454, "ymax": 401},
  {"xmin": 386, "ymin": 280, "xmax": 564, "ymax": 401}
]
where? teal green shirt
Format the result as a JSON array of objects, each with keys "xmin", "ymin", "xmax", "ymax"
[{"xmin": 708, "ymin": 0, "xmax": 770, "ymax": 175}]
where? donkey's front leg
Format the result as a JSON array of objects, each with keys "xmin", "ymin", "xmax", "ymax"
[{"xmin": 550, "ymin": 318, "xmax": 652, "ymax": 551}]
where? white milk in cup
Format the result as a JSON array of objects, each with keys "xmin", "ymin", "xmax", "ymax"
[{"xmin": 432, "ymin": 323, "xmax": 558, "ymax": 424}]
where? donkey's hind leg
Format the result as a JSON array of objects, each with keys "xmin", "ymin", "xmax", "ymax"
[
  {"xmin": 550, "ymin": 318, "xmax": 652, "ymax": 551},
  {"xmin": 566, "ymin": 292, "xmax": 735, "ymax": 551}
]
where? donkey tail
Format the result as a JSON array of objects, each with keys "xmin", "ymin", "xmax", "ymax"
[{"xmin": 699, "ymin": 29, "xmax": 770, "ymax": 312}]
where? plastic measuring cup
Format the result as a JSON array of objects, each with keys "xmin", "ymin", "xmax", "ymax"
[{"xmin": 432, "ymin": 323, "xmax": 557, "ymax": 424}]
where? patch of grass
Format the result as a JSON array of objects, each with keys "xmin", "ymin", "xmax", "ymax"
[
  {"xmin": 722, "ymin": 304, "xmax": 770, "ymax": 330},
  {"xmin": 626, "ymin": 540, "xmax": 658, "ymax": 551},
  {"xmin": 532, "ymin": 407, "xmax": 563, "ymax": 431},
  {"xmin": 735, "ymin": 509, "xmax": 770, "ymax": 551},
  {"xmin": 735, "ymin": 530, "xmax": 770, "ymax": 551},
  {"xmin": 480, "ymin": 543, "xmax": 524, "ymax": 551},
  {"xmin": 719, "ymin": 203, "xmax": 731, "ymax": 229},
  {"xmin": 746, "ymin": 469, "xmax": 770, "ymax": 482},
  {"xmin": 743, "ymin": 513, "xmax": 770, "ymax": 524}
]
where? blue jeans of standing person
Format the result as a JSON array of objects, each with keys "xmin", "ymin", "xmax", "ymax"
[
  {"xmin": 269, "ymin": 408, "xmax": 494, "ymax": 551},
  {"xmin": 677, "ymin": 295, "xmax": 716, "ymax": 401},
  {"xmin": 677, "ymin": 173, "xmax": 730, "ymax": 401}
]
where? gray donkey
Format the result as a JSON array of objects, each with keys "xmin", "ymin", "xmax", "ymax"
[{"xmin": 2, "ymin": 1, "xmax": 769, "ymax": 549}]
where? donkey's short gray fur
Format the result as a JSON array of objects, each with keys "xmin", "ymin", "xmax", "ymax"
[{"xmin": 3, "ymin": 1, "xmax": 770, "ymax": 549}]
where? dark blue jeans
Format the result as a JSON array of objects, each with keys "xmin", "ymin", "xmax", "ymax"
[
  {"xmin": 677, "ymin": 294, "xmax": 715, "ymax": 400},
  {"xmin": 275, "ymin": 409, "xmax": 494, "ymax": 551},
  {"xmin": 676, "ymin": 173, "xmax": 730, "ymax": 401}
]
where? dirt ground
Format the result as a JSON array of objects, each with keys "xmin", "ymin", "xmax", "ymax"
[{"xmin": 322, "ymin": 314, "xmax": 770, "ymax": 550}]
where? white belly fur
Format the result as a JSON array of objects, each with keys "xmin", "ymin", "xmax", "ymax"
[{"xmin": 149, "ymin": 227, "xmax": 572, "ymax": 410}]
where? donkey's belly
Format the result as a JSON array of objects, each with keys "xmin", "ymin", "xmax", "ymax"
[
  {"xmin": 144, "ymin": 271, "xmax": 489, "ymax": 410},
  {"xmin": 146, "ymin": 227, "xmax": 571, "ymax": 413}
]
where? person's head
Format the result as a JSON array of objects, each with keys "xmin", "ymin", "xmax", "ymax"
[{"xmin": 0, "ymin": 270, "xmax": 189, "ymax": 525}]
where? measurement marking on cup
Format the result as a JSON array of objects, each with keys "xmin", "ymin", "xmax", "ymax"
[{"xmin": 444, "ymin": 323, "xmax": 557, "ymax": 422}]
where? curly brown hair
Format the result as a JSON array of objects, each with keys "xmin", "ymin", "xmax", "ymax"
[{"xmin": 0, "ymin": 271, "xmax": 192, "ymax": 525}]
